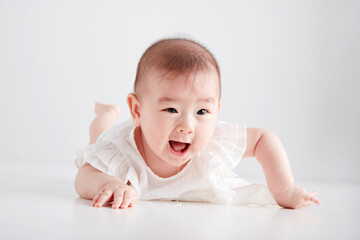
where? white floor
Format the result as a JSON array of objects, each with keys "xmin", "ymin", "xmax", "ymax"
[{"xmin": 0, "ymin": 161, "xmax": 359, "ymax": 240}]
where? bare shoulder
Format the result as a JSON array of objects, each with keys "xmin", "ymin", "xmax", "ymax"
[{"xmin": 243, "ymin": 128, "xmax": 269, "ymax": 158}]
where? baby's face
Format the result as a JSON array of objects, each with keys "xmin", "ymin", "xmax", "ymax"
[{"xmin": 136, "ymin": 70, "xmax": 220, "ymax": 167}]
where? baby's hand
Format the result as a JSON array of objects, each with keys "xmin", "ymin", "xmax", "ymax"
[
  {"xmin": 273, "ymin": 184, "xmax": 320, "ymax": 209},
  {"xmin": 92, "ymin": 181, "xmax": 137, "ymax": 209}
]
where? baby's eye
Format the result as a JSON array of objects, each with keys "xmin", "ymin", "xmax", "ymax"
[
  {"xmin": 165, "ymin": 108, "xmax": 178, "ymax": 113},
  {"xmin": 197, "ymin": 109, "xmax": 208, "ymax": 115}
]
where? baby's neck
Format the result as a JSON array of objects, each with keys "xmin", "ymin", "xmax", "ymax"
[
  {"xmin": 145, "ymin": 155, "xmax": 186, "ymax": 178},
  {"xmin": 134, "ymin": 127, "xmax": 187, "ymax": 178}
]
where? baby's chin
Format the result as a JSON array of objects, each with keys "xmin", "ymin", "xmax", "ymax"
[{"xmin": 167, "ymin": 157, "xmax": 192, "ymax": 168}]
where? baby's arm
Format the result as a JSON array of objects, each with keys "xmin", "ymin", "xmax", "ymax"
[
  {"xmin": 243, "ymin": 128, "xmax": 320, "ymax": 209},
  {"xmin": 75, "ymin": 163, "xmax": 137, "ymax": 209}
]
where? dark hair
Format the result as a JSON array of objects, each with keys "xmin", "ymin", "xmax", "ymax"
[{"xmin": 134, "ymin": 38, "xmax": 221, "ymax": 98}]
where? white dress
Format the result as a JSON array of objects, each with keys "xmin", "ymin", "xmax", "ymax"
[{"xmin": 75, "ymin": 120, "xmax": 278, "ymax": 207}]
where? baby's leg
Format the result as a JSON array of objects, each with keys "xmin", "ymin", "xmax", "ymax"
[{"xmin": 89, "ymin": 102, "xmax": 121, "ymax": 144}]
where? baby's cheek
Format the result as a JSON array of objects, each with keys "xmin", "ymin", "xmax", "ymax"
[
  {"xmin": 196, "ymin": 131, "xmax": 213, "ymax": 150},
  {"xmin": 199, "ymin": 124, "xmax": 216, "ymax": 145}
]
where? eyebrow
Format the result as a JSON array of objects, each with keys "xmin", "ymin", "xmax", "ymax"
[{"xmin": 158, "ymin": 96, "xmax": 217, "ymax": 103}]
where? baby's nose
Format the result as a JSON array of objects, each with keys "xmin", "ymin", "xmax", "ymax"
[
  {"xmin": 176, "ymin": 121, "xmax": 194, "ymax": 134},
  {"xmin": 176, "ymin": 127, "xmax": 193, "ymax": 134}
]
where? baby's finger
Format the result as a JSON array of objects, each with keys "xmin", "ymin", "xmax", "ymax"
[
  {"xmin": 302, "ymin": 201, "xmax": 314, "ymax": 208},
  {"xmin": 93, "ymin": 187, "xmax": 109, "ymax": 206},
  {"xmin": 112, "ymin": 189, "xmax": 125, "ymax": 209},
  {"xmin": 92, "ymin": 193, "xmax": 101, "ymax": 206},
  {"xmin": 120, "ymin": 191, "xmax": 132, "ymax": 209},
  {"xmin": 310, "ymin": 196, "xmax": 320, "ymax": 205},
  {"xmin": 309, "ymin": 192, "xmax": 320, "ymax": 205},
  {"xmin": 128, "ymin": 191, "xmax": 137, "ymax": 208},
  {"xmin": 95, "ymin": 190, "xmax": 113, "ymax": 208}
]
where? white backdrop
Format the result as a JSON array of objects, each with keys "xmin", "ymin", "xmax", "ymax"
[{"xmin": 0, "ymin": 0, "xmax": 359, "ymax": 182}]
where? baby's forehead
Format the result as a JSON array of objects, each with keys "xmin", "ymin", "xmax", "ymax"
[{"xmin": 138, "ymin": 68, "xmax": 220, "ymax": 99}]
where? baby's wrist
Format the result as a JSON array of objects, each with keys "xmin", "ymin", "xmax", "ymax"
[
  {"xmin": 100, "ymin": 177, "xmax": 124, "ymax": 188},
  {"xmin": 271, "ymin": 181, "xmax": 295, "ymax": 196}
]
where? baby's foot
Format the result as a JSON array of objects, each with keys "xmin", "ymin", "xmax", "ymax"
[
  {"xmin": 273, "ymin": 184, "xmax": 320, "ymax": 209},
  {"xmin": 94, "ymin": 102, "xmax": 121, "ymax": 116}
]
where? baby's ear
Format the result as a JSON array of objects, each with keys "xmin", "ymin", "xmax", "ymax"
[{"xmin": 127, "ymin": 93, "xmax": 141, "ymax": 126}]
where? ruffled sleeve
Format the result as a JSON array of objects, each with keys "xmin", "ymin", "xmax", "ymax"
[
  {"xmin": 74, "ymin": 140, "xmax": 141, "ymax": 198},
  {"xmin": 196, "ymin": 121, "xmax": 247, "ymax": 203},
  {"xmin": 207, "ymin": 121, "xmax": 247, "ymax": 169}
]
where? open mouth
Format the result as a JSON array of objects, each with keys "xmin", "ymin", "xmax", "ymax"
[{"xmin": 169, "ymin": 140, "xmax": 190, "ymax": 153}]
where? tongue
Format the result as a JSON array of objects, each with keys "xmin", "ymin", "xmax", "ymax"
[{"xmin": 170, "ymin": 141, "xmax": 187, "ymax": 152}]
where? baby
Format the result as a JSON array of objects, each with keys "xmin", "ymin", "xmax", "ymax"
[{"xmin": 74, "ymin": 38, "xmax": 320, "ymax": 209}]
